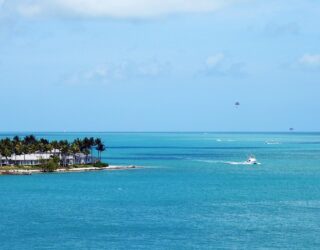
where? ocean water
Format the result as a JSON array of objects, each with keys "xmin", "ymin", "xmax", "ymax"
[{"xmin": 1, "ymin": 132, "xmax": 320, "ymax": 249}]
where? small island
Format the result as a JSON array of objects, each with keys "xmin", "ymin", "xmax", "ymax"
[{"xmin": 0, "ymin": 135, "xmax": 137, "ymax": 175}]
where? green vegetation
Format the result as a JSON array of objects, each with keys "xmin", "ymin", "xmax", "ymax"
[
  {"xmin": 40, "ymin": 156, "xmax": 60, "ymax": 172},
  {"xmin": 0, "ymin": 135, "xmax": 107, "ymax": 168},
  {"xmin": 93, "ymin": 162, "xmax": 109, "ymax": 168}
]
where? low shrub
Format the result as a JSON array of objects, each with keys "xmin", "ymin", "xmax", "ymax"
[
  {"xmin": 40, "ymin": 157, "xmax": 60, "ymax": 172},
  {"xmin": 93, "ymin": 162, "xmax": 109, "ymax": 168}
]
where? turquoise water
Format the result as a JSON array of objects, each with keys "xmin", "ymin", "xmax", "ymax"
[{"xmin": 1, "ymin": 132, "xmax": 320, "ymax": 249}]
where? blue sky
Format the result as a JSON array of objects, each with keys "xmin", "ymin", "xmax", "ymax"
[{"xmin": 0, "ymin": 0, "xmax": 320, "ymax": 132}]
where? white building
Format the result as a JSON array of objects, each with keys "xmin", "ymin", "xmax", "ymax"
[{"xmin": 0, "ymin": 150, "xmax": 96, "ymax": 166}]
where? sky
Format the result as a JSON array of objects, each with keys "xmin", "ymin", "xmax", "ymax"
[{"xmin": 0, "ymin": 0, "xmax": 320, "ymax": 132}]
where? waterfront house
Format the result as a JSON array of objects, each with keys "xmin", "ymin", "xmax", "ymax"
[{"xmin": 0, "ymin": 150, "xmax": 96, "ymax": 166}]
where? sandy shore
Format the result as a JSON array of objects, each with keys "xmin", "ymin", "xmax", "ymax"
[{"xmin": 0, "ymin": 165, "xmax": 140, "ymax": 175}]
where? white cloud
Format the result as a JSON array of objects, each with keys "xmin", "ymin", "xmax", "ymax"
[
  {"xmin": 84, "ymin": 64, "xmax": 108, "ymax": 79},
  {"xmin": 264, "ymin": 22, "xmax": 300, "ymax": 37},
  {"xmin": 206, "ymin": 53, "xmax": 225, "ymax": 67},
  {"xmin": 4, "ymin": 0, "xmax": 238, "ymax": 18},
  {"xmin": 66, "ymin": 59, "xmax": 171, "ymax": 85},
  {"xmin": 299, "ymin": 54, "xmax": 320, "ymax": 68},
  {"xmin": 67, "ymin": 64, "xmax": 112, "ymax": 85},
  {"xmin": 202, "ymin": 53, "xmax": 246, "ymax": 77},
  {"xmin": 17, "ymin": 4, "xmax": 42, "ymax": 17}
]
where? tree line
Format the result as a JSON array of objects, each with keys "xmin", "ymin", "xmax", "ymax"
[{"xmin": 0, "ymin": 135, "xmax": 106, "ymax": 167}]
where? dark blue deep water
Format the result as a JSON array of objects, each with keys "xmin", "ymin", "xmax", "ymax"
[{"xmin": 1, "ymin": 132, "xmax": 320, "ymax": 249}]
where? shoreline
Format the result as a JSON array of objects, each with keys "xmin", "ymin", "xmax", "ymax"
[{"xmin": 0, "ymin": 165, "xmax": 140, "ymax": 175}]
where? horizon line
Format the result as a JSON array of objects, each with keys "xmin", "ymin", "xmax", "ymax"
[{"xmin": 0, "ymin": 131, "xmax": 319, "ymax": 134}]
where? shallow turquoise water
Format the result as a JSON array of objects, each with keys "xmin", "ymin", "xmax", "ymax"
[{"xmin": 1, "ymin": 132, "xmax": 320, "ymax": 249}]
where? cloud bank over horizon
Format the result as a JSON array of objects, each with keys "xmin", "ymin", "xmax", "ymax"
[{"xmin": 1, "ymin": 0, "xmax": 239, "ymax": 18}]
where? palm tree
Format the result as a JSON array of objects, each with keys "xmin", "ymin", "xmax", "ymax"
[
  {"xmin": 96, "ymin": 142, "xmax": 106, "ymax": 162},
  {"xmin": 44, "ymin": 143, "xmax": 53, "ymax": 159},
  {"xmin": 37, "ymin": 142, "xmax": 45, "ymax": 157},
  {"xmin": 51, "ymin": 140, "xmax": 60, "ymax": 156},
  {"xmin": 12, "ymin": 136, "xmax": 22, "ymax": 164},
  {"xmin": 59, "ymin": 140, "xmax": 70, "ymax": 167},
  {"xmin": 13, "ymin": 135, "xmax": 21, "ymax": 144},
  {"xmin": 0, "ymin": 141, "xmax": 4, "ymax": 167},
  {"xmin": 2, "ymin": 147, "xmax": 12, "ymax": 165},
  {"xmin": 71, "ymin": 143, "xmax": 80, "ymax": 165},
  {"xmin": 13, "ymin": 142, "xmax": 23, "ymax": 166},
  {"xmin": 39, "ymin": 138, "xmax": 49, "ymax": 158},
  {"xmin": 89, "ymin": 137, "xmax": 95, "ymax": 156},
  {"xmin": 94, "ymin": 138, "xmax": 101, "ymax": 158},
  {"xmin": 21, "ymin": 144, "xmax": 28, "ymax": 164},
  {"xmin": 82, "ymin": 137, "xmax": 94, "ymax": 163},
  {"xmin": 24, "ymin": 135, "xmax": 36, "ymax": 145},
  {"xmin": 0, "ymin": 138, "xmax": 13, "ymax": 165}
]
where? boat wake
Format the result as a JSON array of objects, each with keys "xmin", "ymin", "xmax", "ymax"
[
  {"xmin": 216, "ymin": 139, "xmax": 236, "ymax": 142},
  {"xmin": 193, "ymin": 159, "xmax": 225, "ymax": 164},
  {"xmin": 224, "ymin": 161, "xmax": 261, "ymax": 165},
  {"xmin": 265, "ymin": 141, "xmax": 281, "ymax": 145},
  {"xmin": 194, "ymin": 159, "xmax": 261, "ymax": 165}
]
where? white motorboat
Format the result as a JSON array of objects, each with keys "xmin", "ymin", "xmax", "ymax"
[{"xmin": 246, "ymin": 155, "xmax": 258, "ymax": 165}]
